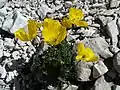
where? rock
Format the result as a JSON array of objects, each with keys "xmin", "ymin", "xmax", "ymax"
[
  {"xmin": 66, "ymin": 35, "xmax": 79, "ymax": 41},
  {"xmin": 62, "ymin": 84, "xmax": 78, "ymax": 90},
  {"xmin": 0, "ymin": 79, "xmax": 6, "ymax": 85},
  {"xmin": 12, "ymin": 51, "xmax": 20, "ymax": 60},
  {"xmin": 117, "ymin": 18, "xmax": 120, "ymax": 32},
  {"xmin": 2, "ymin": 18, "xmax": 13, "ymax": 31},
  {"xmin": 93, "ymin": 76, "xmax": 112, "ymax": 90},
  {"xmin": 10, "ymin": 11, "xmax": 28, "ymax": 33},
  {"xmin": 0, "ymin": 65, "xmax": 6, "ymax": 78},
  {"xmin": 112, "ymin": 85, "xmax": 120, "ymax": 90},
  {"xmin": 106, "ymin": 69, "xmax": 117, "ymax": 80},
  {"xmin": 113, "ymin": 52, "xmax": 120, "ymax": 73},
  {"xmin": 37, "ymin": 4, "xmax": 53, "ymax": 19},
  {"xmin": 93, "ymin": 61, "xmax": 108, "ymax": 78},
  {"xmin": 109, "ymin": 45, "xmax": 119, "ymax": 54},
  {"xmin": 4, "ymin": 38, "xmax": 14, "ymax": 49},
  {"xmin": 6, "ymin": 71, "xmax": 17, "ymax": 83},
  {"xmin": 0, "ymin": 0, "xmax": 7, "ymax": 9},
  {"xmin": 0, "ymin": 7, "xmax": 7, "ymax": 16},
  {"xmin": 103, "ymin": 10, "xmax": 114, "ymax": 16},
  {"xmin": 98, "ymin": 15, "xmax": 107, "ymax": 26},
  {"xmin": 82, "ymin": 37, "xmax": 113, "ymax": 59},
  {"xmin": 75, "ymin": 61, "xmax": 93, "ymax": 81},
  {"xmin": 3, "ymin": 50, "xmax": 11, "ymax": 57},
  {"xmin": 110, "ymin": 0, "xmax": 119, "ymax": 8},
  {"xmin": 0, "ymin": 39, "xmax": 4, "ymax": 58},
  {"xmin": 107, "ymin": 20, "xmax": 119, "ymax": 46}
]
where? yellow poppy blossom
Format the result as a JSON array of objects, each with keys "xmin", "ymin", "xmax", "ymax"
[
  {"xmin": 76, "ymin": 43, "xmax": 98, "ymax": 62},
  {"xmin": 14, "ymin": 20, "xmax": 41, "ymax": 41},
  {"xmin": 61, "ymin": 17, "xmax": 72, "ymax": 28},
  {"xmin": 42, "ymin": 18, "xmax": 67, "ymax": 46},
  {"xmin": 61, "ymin": 7, "xmax": 88, "ymax": 28}
]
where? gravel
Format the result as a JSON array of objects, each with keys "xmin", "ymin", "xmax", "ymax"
[{"xmin": 0, "ymin": 0, "xmax": 120, "ymax": 90}]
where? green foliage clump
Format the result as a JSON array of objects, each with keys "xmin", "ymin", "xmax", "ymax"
[{"xmin": 33, "ymin": 40, "xmax": 76, "ymax": 86}]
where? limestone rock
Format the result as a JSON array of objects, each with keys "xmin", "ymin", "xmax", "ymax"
[
  {"xmin": 75, "ymin": 61, "xmax": 93, "ymax": 81},
  {"xmin": 93, "ymin": 76, "xmax": 112, "ymax": 90},
  {"xmin": 0, "ymin": 0, "xmax": 7, "ymax": 9},
  {"xmin": 113, "ymin": 52, "xmax": 120, "ymax": 73},
  {"xmin": 107, "ymin": 20, "xmax": 119, "ymax": 46},
  {"xmin": 82, "ymin": 37, "xmax": 113, "ymax": 59},
  {"xmin": 93, "ymin": 61, "xmax": 108, "ymax": 78}
]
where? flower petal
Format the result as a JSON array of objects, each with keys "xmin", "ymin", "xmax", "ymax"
[
  {"xmin": 28, "ymin": 20, "xmax": 39, "ymax": 40},
  {"xmin": 14, "ymin": 28, "xmax": 29, "ymax": 41},
  {"xmin": 61, "ymin": 17, "xmax": 72, "ymax": 28},
  {"xmin": 73, "ymin": 20, "xmax": 88, "ymax": 27},
  {"xmin": 69, "ymin": 7, "xmax": 84, "ymax": 21}
]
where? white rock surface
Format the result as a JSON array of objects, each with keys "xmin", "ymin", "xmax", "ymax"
[
  {"xmin": 113, "ymin": 52, "xmax": 120, "ymax": 73},
  {"xmin": 62, "ymin": 84, "xmax": 78, "ymax": 90},
  {"xmin": 0, "ymin": 0, "xmax": 7, "ymax": 8},
  {"xmin": 93, "ymin": 76, "xmax": 112, "ymax": 90},
  {"xmin": 82, "ymin": 37, "xmax": 113, "ymax": 59},
  {"xmin": 4, "ymin": 38, "xmax": 14, "ymax": 48},
  {"xmin": 113, "ymin": 85, "xmax": 120, "ymax": 90},
  {"xmin": 93, "ymin": 61, "xmax": 108, "ymax": 78},
  {"xmin": 110, "ymin": 0, "xmax": 119, "ymax": 8},
  {"xmin": 10, "ymin": 11, "xmax": 28, "ymax": 33},
  {"xmin": 76, "ymin": 61, "xmax": 93, "ymax": 81},
  {"xmin": 0, "ymin": 39, "xmax": 4, "ymax": 58},
  {"xmin": 107, "ymin": 20, "xmax": 119, "ymax": 46},
  {"xmin": 0, "ymin": 65, "xmax": 6, "ymax": 78}
]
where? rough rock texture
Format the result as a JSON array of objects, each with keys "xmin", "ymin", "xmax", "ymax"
[
  {"xmin": 107, "ymin": 19, "xmax": 119, "ymax": 46},
  {"xmin": 113, "ymin": 52, "xmax": 120, "ymax": 73},
  {"xmin": 82, "ymin": 37, "xmax": 113, "ymax": 59},
  {"xmin": 75, "ymin": 61, "xmax": 93, "ymax": 81},
  {"xmin": 93, "ymin": 76, "xmax": 112, "ymax": 90},
  {"xmin": 93, "ymin": 61, "xmax": 108, "ymax": 78}
]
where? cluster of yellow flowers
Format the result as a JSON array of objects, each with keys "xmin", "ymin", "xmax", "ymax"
[{"xmin": 14, "ymin": 7, "xmax": 98, "ymax": 62}]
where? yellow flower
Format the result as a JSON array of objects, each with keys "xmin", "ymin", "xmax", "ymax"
[
  {"xmin": 42, "ymin": 18, "xmax": 67, "ymax": 46},
  {"xmin": 61, "ymin": 17, "xmax": 72, "ymax": 28},
  {"xmin": 76, "ymin": 43, "xmax": 98, "ymax": 62},
  {"xmin": 61, "ymin": 7, "xmax": 88, "ymax": 28},
  {"xmin": 14, "ymin": 20, "xmax": 41, "ymax": 41}
]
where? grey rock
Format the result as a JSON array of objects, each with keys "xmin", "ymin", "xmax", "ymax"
[
  {"xmin": 0, "ymin": 7, "xmax": 7, "ymax": 16},
  {"xmin": 0, "ymin": 65, "xmax": 6, "ymax": 78},
  {"xmin": 12, "ymin": 51, "xmax": 20, "ymax": 60},
  {"xmin": 107, "ymin": 20, "xmax": 119, "ymax": 46},
  {"xmin": 113, "ymin": 52, "xmax": 120, "ymax": 73},
  {"xmin": 103, "ymin": 10, "xmax": 114, "ymax": 16},
  {"xmin": 117, "ymin": 18, "xmax": 120, "ymax": 31},
  {"xmin": 0, "ymin": 0, "xmax": 7, "ymax": 9},
  {"xmin": 107, "ymin": 70, "xmax": 117, "ymax": 80},
  {"xmin": 110, "ymin": 0, "xmax": 119, "ymax": 8},
  {"xmin": 0, "ymin": 79, "xmax": 6, "ymax": 85},
  {"xmin": 82, "ymin": 37, "xmax": 113, "ymax": 59},
  {"xmin": 75, "ymin": 61, "xmax": 93, "ymax": 81},
  {"xmin": 4, "ymin": 38, "xmax": 14, "ymax": 49},
  {"xmin": 0, "ymin": 39, "xmax": 4, "ymax": 58},
  {"xmin": 6, "ymin": 71, "xmax": 17, "ymax": 83},
  {"xmin": 2, "ymin": 18, "xmax": 13, "ymax": 31},
  {"xmin": 93, "ymin": 61, "xmax": 108, "ymax": 78},
  {"xmin": 109, "ymin": 45, "xmax": 120, "ymax": 54},
  {"xmin": 3, "ymin": 50, "xmax": 11, "ymax": 57},
  {"xmin": 37, "ymin": 4, "xmax": 53, "ymax": 19},
  {"xmin": 93, "ymin": 76, "xmax": 112, "ymax": 90},
  {"xmin": 98, "ymin": 15, "xmax": 107, "ymax": 26},
  {"xmin": 112, "ymin": 85, "xmax": 120, "ymax": 90},
  {"xmin": 10, "ymin": 11, "xmax": 28, "ymax": 33},
  {"xmin": 66, "ymin": 35, "xmax": 79, "ymax": 41},
  {"xmin": 62, "ymin": 84, "xmax": 78, "ymax": 90}
]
